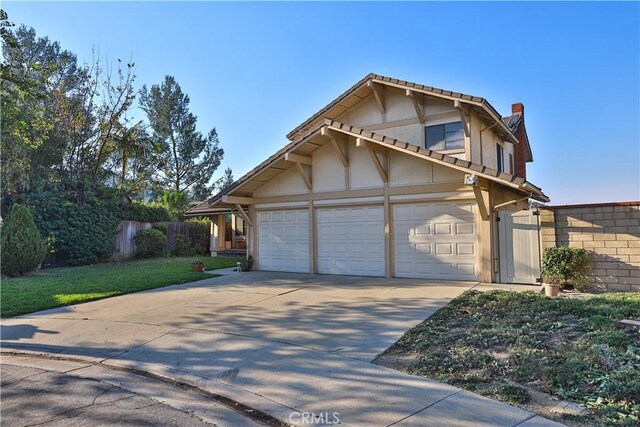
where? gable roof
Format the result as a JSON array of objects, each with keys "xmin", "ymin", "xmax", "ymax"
[
  {"xmin": 187, "ymin": 119, "xmax": 549, "ymax": 216},
  {"xmin": 286, "ymin": 73, "xmax": 519, "ymax": 144}
]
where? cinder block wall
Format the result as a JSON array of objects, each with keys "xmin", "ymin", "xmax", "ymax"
[{"xmin": 539, "ymin": 202, "xmax": 640, "ymax": 292}]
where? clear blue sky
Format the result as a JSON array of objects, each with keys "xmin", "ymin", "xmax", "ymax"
[{"xmin": 5, "ymin": 1, "xmax": 639, "ymax": 205}]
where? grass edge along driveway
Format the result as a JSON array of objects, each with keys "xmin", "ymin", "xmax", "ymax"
[
  {"xmin": 377, "ymin": 290, "xmax": 640, "ymax": 427},
  {"xmin": 1, "ymin": 257, "xmax": 237, "ymax": 317}
]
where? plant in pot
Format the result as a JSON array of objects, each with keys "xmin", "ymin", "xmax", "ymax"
[
  {"xmin": 191, "ymin": 259, "xmax": 205, "ymax": 272},
  {"xmin": 541, "ymin": 246, "xmax": 591, "ymax": 296}
]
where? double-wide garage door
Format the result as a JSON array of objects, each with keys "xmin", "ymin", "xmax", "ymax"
[{"xmin": 257, "ymin": 201, "xmax": 478, "ymax": 280}]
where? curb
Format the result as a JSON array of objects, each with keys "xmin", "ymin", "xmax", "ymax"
[{"xmin": 1, "ymin": 350, "xmax": 290, "ymax": 427}]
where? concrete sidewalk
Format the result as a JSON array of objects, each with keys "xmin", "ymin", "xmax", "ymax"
[{"xmin": 1, "ymin": 272, "xmax": 559, "ymax": 426}]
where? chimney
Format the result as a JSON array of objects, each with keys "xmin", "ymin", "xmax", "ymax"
[
  {"xmin": 512, "ymin": 102, "xmax": 524, "ymax": 114},
  {"xmin": 510, "ymin": 102, "xmax": 528, "ymax": 179}
]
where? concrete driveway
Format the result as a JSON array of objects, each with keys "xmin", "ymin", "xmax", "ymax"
[{"xmin": 1, "ymin": 272, "xmax": 556, "ymax": 426}]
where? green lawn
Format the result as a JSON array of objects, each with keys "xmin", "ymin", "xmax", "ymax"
[
  {"xmin": 1, "ymin": 257, "xmax": 237, "ymax": 318},
  {"xmin": 376, "ymin": 290, "xmax": 640, "ymax": 427}
]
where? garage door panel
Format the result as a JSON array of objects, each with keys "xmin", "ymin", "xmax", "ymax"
[
  {"xmin": 394, "ymin": 201, "xmax": 478, "ymax": 280},
  {"xmin": 317, "ymin": 206, "xmax": 385, "ymax": 277},
  {"xmin": 258, "ymin": 209, "xmax": 310, "ymax": 273}
]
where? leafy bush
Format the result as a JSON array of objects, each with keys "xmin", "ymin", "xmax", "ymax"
[
  {"xmin": 541, "ymin": 246, "xmax": 590, "ymax": 291},
  {"xmin": 134, "ymin": 228, "xmax": 167, "ymax": 258},
  {"xmin": 121, "ymin": 203, "xmax": 172, "ymax": 222},
  {"xmin": 29, "ymin": 191, "xmax": 120, "ymax": 266},
  {"xmin": 171, "ymin": 234, "xmax": 195, "ymax": 256},
  {"xmin": 185, "ymin": 218, "xmax": 210, "ymax": 255},
  {"xmin": 1, "ymin": 204, "xmax": 47, "ymax": 276},
  {"xmin": 239, "ymin": 255, "xmax": 254, "ymax": 272},
  {"xmin": 151, "ymin": 223, "xmax": 167, "ymax": 236}
]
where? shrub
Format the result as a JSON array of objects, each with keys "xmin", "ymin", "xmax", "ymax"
[
  {"xmin": 151, "ymin": 224, "xmax": 167, "ymax": 236},
  {"xmin": 134, "ymin": 229, "xmax": 167, "ymax": 258},
  {"xmin": 541, "ymin": 246, "xmax": 590, "ymax": 291},
  {"xmin": 1, "ymin": 204, "xmax": 47, "ymax": 277},
  {"xmin": 239, "ymin": 256, "xmax": 254, "ymax": 271},
  {"xmin": 186, "ymin": 218, "xmax": 210, "ymax": 255},
  {"xmin": 120, "ymin": 203, "xmax": 171, "ymax": 222},
  {"xmin": 29, "ymin": 191, "xmax": 120, "ymax": 266},
  {"xmin": 171, "ymin": 234, "xmax": 195, "ymax": 256}
]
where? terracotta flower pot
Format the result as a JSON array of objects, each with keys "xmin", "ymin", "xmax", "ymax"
[
  {"xmin": 544, "ymin": 283, "xmax": 560, "ymax": 297},
  {"xmin": 192, "ymin": 263, "xmax": 204, "ymax": 272}
]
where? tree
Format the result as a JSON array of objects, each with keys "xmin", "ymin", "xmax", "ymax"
[
  {"xmin": 1, "ymin": 204, "xmax": 46, "ymax": 276},
  {"xmin": 0, "ymin": 17, "xmax": 138, "ymax": 206},
  {"xmin": 106, "ymin": 120, "xmax": 159, "ymax": 200},
  {"xmin": 139, "ymin": 76, "xmax": 223, "ymax": 198},
  {"xmin": 194, "ymin": 167, "xmax": 234, "ymax": 201}
]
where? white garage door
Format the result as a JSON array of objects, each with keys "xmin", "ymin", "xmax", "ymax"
[
  {"xmin": 317, "ymin": 206, "xmax": 385, "ymax": 277},
  {"xmin": 258, "ymin": 209, "xmax": 310, "ymax": 273},
  {"xmin": 394, "ymin": 201, "xmax": 478, "ymax": 280}
]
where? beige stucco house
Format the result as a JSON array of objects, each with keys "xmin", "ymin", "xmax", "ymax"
[{"xmin": 186, "ymin": 74, "xmax": 549, "ymax": 283}]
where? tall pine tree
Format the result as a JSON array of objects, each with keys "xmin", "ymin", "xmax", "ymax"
[{"xmin": 140, "ymin": 76, "xmax": 223, "ymax": 198}]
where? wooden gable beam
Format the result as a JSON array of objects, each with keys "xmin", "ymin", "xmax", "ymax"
[
  {"xmin": 472, "ymin": 187, "xmax": 490, "ymax": 220},
  {"xmin": 367, "ymin": 80, "xmax": 385, "ymax": 114},
  {"xmin": 405, "ymin": 89, "xmax": 424, "ymax": 124},
  {"xmin": 294, "ymin": 162, "xmax": 312, "ymax": 190},
  {"xmin": 222, "ymin": 195, "xmax": 254, "ymax": 205},
  {"xmin": 320, "ymin": 127, "xmax": 348, "ymax": 167},
  {"xmin": 454, "ymin": 100, "xmax": 470, "ymax": 137},
  {"xmin": 284, "ymin": 152, "xmax": 312, "ymax": 165},
  {"xmin": 234, "ymin": 204, "xmax": 253, "ymax": 226},
  {"xmin": 356, "ymin": 137, "xmax": 388, "ymax": 183}
]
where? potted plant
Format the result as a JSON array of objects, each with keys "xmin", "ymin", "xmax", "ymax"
[
  {"xmin": 191, "ymin": 259, "xmax": 205, "ymax": 272},
  {"xmin": 541, "ymin": 246, "xmax": 591, "ymax": 297},
  {"xmin": 541, "ymin": 273, "xmax": 562, "ymax": 297}
]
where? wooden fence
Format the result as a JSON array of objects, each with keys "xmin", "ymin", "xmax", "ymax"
[{"xmin": 111, "ymin": 220, "xmax": 210, "ymax": 261}]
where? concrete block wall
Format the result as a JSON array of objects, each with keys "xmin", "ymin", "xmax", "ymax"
[{"xmin": 539, "ymin": 202, "xmax": 640, "ymax": 292}]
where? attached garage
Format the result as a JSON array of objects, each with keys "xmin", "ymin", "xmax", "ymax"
[
  {"xmin": 393, "ymin": 201, "xmax": 478, "ymax": 281},
  {"xmin": 316, "ymin": 206, "xmax": 385, "ymax": 277},
  {"xmin": 257, "ymin": 209, "xmax": 310, "ymax": 273}
]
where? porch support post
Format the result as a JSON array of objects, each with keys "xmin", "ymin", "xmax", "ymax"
[
  {"xmin": 216, "ymin": 214, "xmax": 226, "ymax": 253},
  {"xmin": 210, "ymin": 215, "xmax": 218, "ymax": 256}
]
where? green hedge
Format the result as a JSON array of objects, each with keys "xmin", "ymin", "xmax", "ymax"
[
  {"xmin": 27, "ymin": 192, "xmax": 172, "ymax": 266},
  {"xmin": 121, "ymin": 203, "xmax": 172, "ymax": 222},
  {"xmin": 30, "ymin": 193, "xmax": 121, "ymax": 266},
  {"xmin": 541, "ymin": 246, "xmax": 590, "ymax": 291}
]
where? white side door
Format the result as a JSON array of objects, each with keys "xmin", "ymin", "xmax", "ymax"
[
  {"xmin": 257, "ymin": 209, "xmax": 310, "ymax": 273},
  {"xmin": 316, "ymin": 206, "xmax": 385, "ymax": 277},
  {"xmin": 394, "ymin": 201, "xmax": 478, "ymax": 281}
]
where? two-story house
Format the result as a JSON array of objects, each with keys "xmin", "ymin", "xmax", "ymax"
[{"xmin": 186, "ymin": 74, "xmax": 549, "ymax": 283}]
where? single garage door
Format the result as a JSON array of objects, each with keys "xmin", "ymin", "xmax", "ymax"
[
  {"xmin": 258, "ymin": 209, "xmax": 310, "ymax": 273},
  {"xmin": 317, "ymin": 206, "xmax": 385, "ymax": 277},
  {"xmin": 394, "ymin": 201, "xmax": 478, "ymax": 280}
]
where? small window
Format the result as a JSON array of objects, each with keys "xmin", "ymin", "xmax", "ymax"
[
  {"xmin": 497, "ymin": 144, "xmax": 504, "ymax": 173},
  {"xmin": 425, "ymin": 121, "xmax": 464, "ymax": 150},
  {"xmin": 509, "ymin": 153, "xmax": 514, "ymax": 174}
]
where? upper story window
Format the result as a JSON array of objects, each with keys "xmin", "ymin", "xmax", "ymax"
[
  {"xmin": 497, "ymin": 144, "xmax": 505, "ymax": 173},
  {"xmin": 425, "ymin": 121, "xmax": 464, "ymax": 151},
  {"xmin": 509, "ymin": 153, "xmax": 514, "ymax": 174}
]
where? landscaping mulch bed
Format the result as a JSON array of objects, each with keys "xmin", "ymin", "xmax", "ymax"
[{"xmin": 374, "ymin": 290, "xmax": 640, "ymax": 426}]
